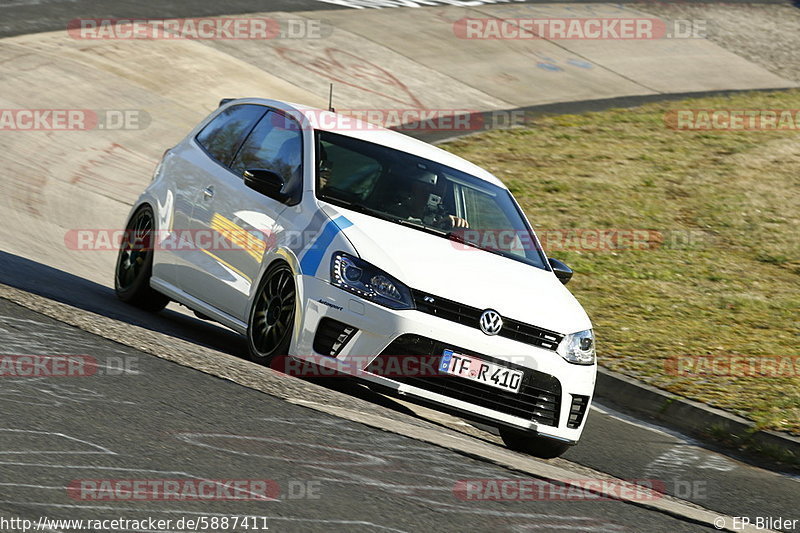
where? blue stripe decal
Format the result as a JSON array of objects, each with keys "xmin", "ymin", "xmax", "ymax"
[{"xmin": 299, "ymin": 215, "xmax": 353, "ymax": 276}]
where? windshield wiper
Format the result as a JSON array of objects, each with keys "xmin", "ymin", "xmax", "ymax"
[
  {"xmin": 446, "ymin": 230, "xmax": 480, "ymax": 249},
  {"xmin": 390, "ymin": 218, "xmax": 448, "ymax": 238},
  {"xmin": 320, "ymin": 196, "xmax": 396, "ymax": 223},
  {"xmin": 321, "ymin": 196, "xmax": 451, "ymax": 238},
  {"xmin": 447, "ymin": 230, "xmax": 517, "ymax": 261}
]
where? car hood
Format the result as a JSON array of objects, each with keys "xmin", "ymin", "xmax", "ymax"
[{"xmin": 322, "ymin": 204, "xmax": 592, "ymax": 335}]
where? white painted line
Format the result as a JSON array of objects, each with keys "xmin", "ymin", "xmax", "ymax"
[
  {"xmin": 0, "ymin": 429, "xmax": 116, "ymax": 455},
  {"xmin": 590, "ymin": 403, "xmax": 696, "ymax": 442},
  {"xmin": 286, "ymin": 398, "xmax": 779, "ymax": 533}
]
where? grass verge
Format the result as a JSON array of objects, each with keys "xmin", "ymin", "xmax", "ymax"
[{"xmin": 441, "ymin": 90, "xmax": 800, "ymax": 435}]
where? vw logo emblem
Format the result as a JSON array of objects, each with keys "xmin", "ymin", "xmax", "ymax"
[{"xmin": 479, "ymin": 309, "xmax": 503, "ymax": 336}]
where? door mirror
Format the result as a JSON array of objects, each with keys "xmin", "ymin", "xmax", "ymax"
[
  {"xmin": 243, "ymin": 169, "xmax": 287, "ymax": 201},
  {"xmin": 548, "ymin": 257, "xmax": 573, "ymax": 285}
]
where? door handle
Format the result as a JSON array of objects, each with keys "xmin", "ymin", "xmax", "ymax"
[{"xmin": 202, "ymin": 186, "xmax": 214, "ymax": 199}]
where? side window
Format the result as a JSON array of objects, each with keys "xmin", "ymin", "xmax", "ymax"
[
  {"xmin": 460, "ymin": 185, "xmax": 529, "ymax": 259},
  {"xmin": 231, "ymin": 111, "xmax": 304, "ymax": 205},
  {"xmin": 195, "ymin": 104, "xmax": 266, "ymax": 166},
  {"xmin": 460, "ymin": 185, "xmax": 500, "ymax": 227},
  {"xmin": 318, "ymin": 138, "xmax": 382, "ymax": 202}
]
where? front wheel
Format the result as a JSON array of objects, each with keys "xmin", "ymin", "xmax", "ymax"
[
  {"xmin": 114, "ymin": 205, "xmax": 169, "ymax": 312},
  {"xmin": 499, "ymin": 427, "xmax": 572, "ymax": 459},
  {"xmin": 247, "ymin": 262, "xmax": 296, "ymax": 365}
]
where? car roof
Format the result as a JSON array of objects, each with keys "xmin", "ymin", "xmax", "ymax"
[{"xmin": 224, "ymin": 97, "xmax": 506, "ymax": 189}]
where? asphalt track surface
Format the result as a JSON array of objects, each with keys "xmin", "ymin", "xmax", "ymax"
[
  {"xmin": 0, "ymin": 297, "xmax": 717, "ymax": 533},
  {"xmin": 0, "ymin": 0, "xmax": 798, "ymax": 531}
]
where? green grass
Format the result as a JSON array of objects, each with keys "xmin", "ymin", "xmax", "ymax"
[{"xmin": 441, "ymin": 90, "xmax": 800, "ymax": 435}]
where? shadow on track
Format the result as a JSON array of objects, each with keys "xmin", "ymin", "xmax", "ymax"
[
  {"xmin": 0, "ymin": 250, "xmax": 419, "ymax": 417},
  {"xmin": 0, "ymin": 250, "xmax": 246, "ymax": 356}
]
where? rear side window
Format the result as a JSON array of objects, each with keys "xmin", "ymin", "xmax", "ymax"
[
  {"xmin": 231, "ymin": 111, "xmax": 304, "ymax": 205},
  {"xmin": 195, "ymin": 104, "xmax": 266, "ymax": 166}
]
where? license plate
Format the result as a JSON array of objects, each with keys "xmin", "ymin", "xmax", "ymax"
[{"xmin": 439, "ymin": 350, "xmax": 523, "ymax": 393}]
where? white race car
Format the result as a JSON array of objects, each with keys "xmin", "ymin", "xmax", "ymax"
[{"xmin": 115, "ymin": 98, "xmax": 596, "ymax": 458}]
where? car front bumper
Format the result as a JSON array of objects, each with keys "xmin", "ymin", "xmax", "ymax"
[{"xmin": 292, "ymin": 275, "xmax": 596, "ymax": 444}]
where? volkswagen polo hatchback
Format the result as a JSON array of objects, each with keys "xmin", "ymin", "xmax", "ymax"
[{"xmin": 115, "ymin": 98, "xmax": 596, "ymax": 458}]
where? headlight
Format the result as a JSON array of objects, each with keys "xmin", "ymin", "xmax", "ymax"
[
  {"xmin": 331, "ymin": 252, "xmax": 414, "ymax": 310},
  {"xmin": 558, "ymin": 329, "xmax": 596, "ymax": 365}
]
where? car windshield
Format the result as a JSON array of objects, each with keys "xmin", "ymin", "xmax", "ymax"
[{"xmin": 315, "ymin": 130, "xmax": 547, "ymax": 270}]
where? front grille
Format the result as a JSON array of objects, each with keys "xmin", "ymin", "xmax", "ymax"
[
  {"xmin": 368, "ymin": 334, "xmax": 561, "ymax": 427},
  {"xmin": 313, "ymin": 318, "xmax": 357, "ymax": 356},
  {"xmin": 567, "ymin": 394, "xmax": 590, "ymax": 429},
  {"xmin": 411, "ymin": 290, "xmax": 564, "ymax": 351}
]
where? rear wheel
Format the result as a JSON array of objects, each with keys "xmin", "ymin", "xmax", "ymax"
[
  {"xmin": 247, "ymin": 262, "xmax": 296, "ymax": 365},
  {"xmin": 114, "ymin": 205, "xmax": 169, "ymax": 312},
  {"xmin": 499, "ymin": 427, "xmax": 571, "ymax": 459}
]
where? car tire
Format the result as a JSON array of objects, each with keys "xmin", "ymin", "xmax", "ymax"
[
  {"xmin": 247, "ymin": 262, "xmax": 296, "ymax": 365},
  {"xmin": 499, "ymin": 427, "xmax": 571, "ymax": 459},
  {"xmin": 114, "ymin": 205, "xmax": 169, "ymax": 312}
]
